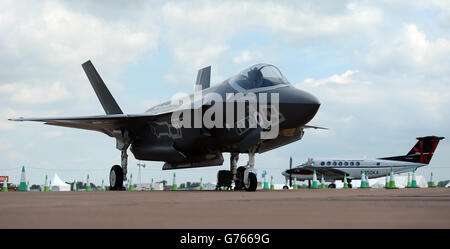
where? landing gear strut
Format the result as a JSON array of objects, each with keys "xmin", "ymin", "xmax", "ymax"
[
  {"xmin": 243, "ymin": 150, "xmax": 257, "ymax": 191},
  {"xmin": 230, "ymin": 153, "xmax": 241, "ymax": 190},
  {"xmin": 234, "ymin": 166, "xmax": 246, "ymax": 190},
  {"xmin": 109, "ymin": 147, "xmax": 129, "ymax": 190},
  {"xmin": 110, "ymin": 129, "xmax": 131, "ymax": 190},
  {"xmin": 230, "ymin": 151, "xmax": 258, "ymax": 191},
  {"xmin": 283, "ymin": 177, "xmax": 289, "ymax": 189},
  {"xmin": 121, "ymin": 147, "xmax": 129, "ymax": 181}
]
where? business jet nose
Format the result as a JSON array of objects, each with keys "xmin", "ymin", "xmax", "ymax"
[{"xmin": 277, "ymin": 86, "xmax": 320, "ymax": 128}]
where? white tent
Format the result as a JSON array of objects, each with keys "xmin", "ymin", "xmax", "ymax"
[
  {"xmin": 50, "ymin": 173, "xmax": 71, "ymax": 191},
  {"xmin": 446, "ymin": 182, "xmax": 450, "ymax": 188}
]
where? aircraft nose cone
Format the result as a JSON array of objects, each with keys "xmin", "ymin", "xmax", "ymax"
[
  {"xmin": 300, "ymin": 90, "xmax": 320, "ymax": 118},
  {"xmin": 278, "ymin": 87, "xmax": 321, "ymax": 128},
  {"xmin": 301, "ymin": 90, "xmax": 320, "ymax": 106}
]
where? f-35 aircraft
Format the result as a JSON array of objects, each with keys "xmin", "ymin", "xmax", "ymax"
[
  {"xmin": 10, "ymin": 61, "xmax": 322, "ymax": 191},
  {"xmin": 282, "ymin": 136, "xmax": 444, "ymax": 188}
]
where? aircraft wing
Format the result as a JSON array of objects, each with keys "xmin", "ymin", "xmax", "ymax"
[
  {"xmin": 8, "ymin": 113, "xmax": 167, "ymax": 137},
  {"xmin": 302, "ymin": 165, "xmax": 347, "ymax": 179},
  {"xmin": 8, "ymin": 61, "xmax": 178, "ymax": 137},
  {"xmin": 302, "ymin": 125, "xmax": 328, "ymax": 130}
]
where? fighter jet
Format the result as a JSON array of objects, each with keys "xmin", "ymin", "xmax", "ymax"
[
  {"xmin": 9, "ymin": 61, "xmax": 322, "ymax": 191},
  {"xmin": 282, "ymin": 136, "xmax": 444, "ymax": 188}
]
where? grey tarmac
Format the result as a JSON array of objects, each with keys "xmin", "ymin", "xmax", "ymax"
[{"xmin": 1, "ymin": 188, "xmax": 449, "ymax": 228}]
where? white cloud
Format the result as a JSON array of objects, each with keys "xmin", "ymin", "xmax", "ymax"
[
  {"xmin": 160, "ymin": 1, "xmax": 383, "ymax": 87},
  {"xmin": 365, "ymin": 24, "xmax": 450, "ymax": 76},
  {"xmin": 0, "ymin": 0, "xmax": 159, "ymax": 100},
  {"xmin": 163, "ymin": 43, "xmax": 228, "ymax": 86},
  {"xmin": 300, "ymin": 70, "xmax": 361, "ymax": 87},
  {"xmin": 9, "ymin": 82, "xmax": 70, "ymax": 104},
  {"xmin": 259, "ymin": 2, "xmax": 382, "ymax": 42},
  {"xmin": 382, "ymin": 0, "xmax": 450, "ymax": 28},
  {"xmin": 233, "ymin": 50, "xmax": 264, "ymax": 65}
]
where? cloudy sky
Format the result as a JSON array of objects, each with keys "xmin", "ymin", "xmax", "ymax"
[{"xmin": 1, "ymin": 0, "xmax": 449, "ymax": 186}]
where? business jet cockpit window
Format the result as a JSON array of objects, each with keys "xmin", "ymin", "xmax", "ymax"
[{"xmin": 233, "ymin": 64, "xmax": 289, "ymax": 90}]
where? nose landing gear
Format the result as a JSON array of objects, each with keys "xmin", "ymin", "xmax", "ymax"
[
  {"xmin": 230, "ymin": 151, "xmax": 258, "ymax": 191},
  {"xmin": 242, "ymin": 151, "xmax": 257, "ymax": 191},
  {"xmin": 244, "ymin": 171, "xmax": 257, "ymax": 191}
]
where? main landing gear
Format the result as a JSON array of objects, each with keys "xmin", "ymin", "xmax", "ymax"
[
  {"xmin": 348, "ymin": 179, "xmax": 353, "ymax": 189},
  {"xmin": 218, "ymin": 151, "xmax": 258, "ymax": 192},
  {"xmin": 109, "ymin": 145, "xmax": 129, "ymax": 190},
  {"xmin": 110, "ymin": 130, "xmax": 130, "ymax": 191},
  {"xmin": 110, "ymin": 165, "xmax": 123, "ymax": 190}
]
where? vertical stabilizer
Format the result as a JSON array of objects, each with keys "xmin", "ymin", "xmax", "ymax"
[
  {"xmin": 194, "ymin": 66, "xmax": 211, "ymax": 92},
  {"xmin": 378, "ymin": 136, "xmax": 445, "ymax": 164},
  {"xmin": 82, "ymin": 60, "xmax": 123, "ymax": 115}
]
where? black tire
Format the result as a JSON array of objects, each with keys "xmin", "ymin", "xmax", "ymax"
[
  {"xmin": 110, "ymin": 165, "xmax": 123, "ymax": 190},
  {"xmin": 348, "ymin": 183, "xmax": 353, "ymax": 189},
  {"xmin": 234, "ymin": 166, "xmax": 246, "ymax": 190},
  {"xmin": 328, "ymin": 184, "xmax": 336, "ymax": 189},
  {"xmin": 244, "ymin": 172, "xmax": 257, "ymax": 192},
  {"xmin": 283, "ymin": 185, "xmax": 289, "ymax": 190}
]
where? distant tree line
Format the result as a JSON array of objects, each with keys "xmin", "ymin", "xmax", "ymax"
[
  {"xmin": 179, "ymin": 182, "xmax": 200, "ymax": 189},
  {"xmin": 67, "ymin": 181, "xmax": 98, "ymax": 190}
]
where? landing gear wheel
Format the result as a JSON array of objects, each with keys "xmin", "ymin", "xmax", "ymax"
[
  {"xmin": 283, "ymin": 185, "xmax": 289, "ymax": 190},
  {"xmin": 234, "ymin": 166, "xmax": 246, "ymax": 190},
  {"xmin": 348, "ymin": 184, "xmax": 353, "ymax": 189},
  {"xmin": 110, "ymin": 165, "xmax": 124, "ymax": 190},
  {"xmin": 244, "ymin": 172, "xmax": 257, "ymax": 192},
  {"xmin": 328, "ymin": 184, "xmax": 336, "ymax": 189}
]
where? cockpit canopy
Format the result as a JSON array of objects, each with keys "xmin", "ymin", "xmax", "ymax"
[{"xmin": 232, "ymin": 64, "xmax": 290, "ymax": 90}]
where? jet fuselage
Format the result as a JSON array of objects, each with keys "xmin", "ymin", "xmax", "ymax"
[{"xmin": 283, "ymin": 159, "xmax": 426, "ymax": 182}]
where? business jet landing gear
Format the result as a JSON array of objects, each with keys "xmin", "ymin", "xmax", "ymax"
[{"xmin": 283, "ymin": 177, "xmax": 289, "ymax": 189}]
